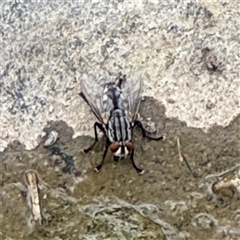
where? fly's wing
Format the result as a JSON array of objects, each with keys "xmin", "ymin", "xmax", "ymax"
[
  {"xmin": 80, "ymin": 77, "xmax": 111, "ymax": 125},
  {"xmin": 120, "ymin": 77, "xmax": 143, "ymax": 122}
]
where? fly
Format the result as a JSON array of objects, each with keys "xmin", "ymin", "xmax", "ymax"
[{"xmin": 79, "ymin": 73, "xmax": 164, "ymax": 174}]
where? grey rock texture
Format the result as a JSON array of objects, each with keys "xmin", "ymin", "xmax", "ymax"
[{"xmin": 1, "ymin": 0, "xmax": 239, "ymax": 151}]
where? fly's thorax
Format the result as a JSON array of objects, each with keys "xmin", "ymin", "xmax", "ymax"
[
  {"xmin": 107, "ymin": 109, "xmax": 132, "ymax": 143},
  {"xmin": 102, "ymin": 82, "xmax": 129, "ymax": 111},
  {"xmin": 109, "ymin": 141, "xmax": 133, "ymax": 157}
]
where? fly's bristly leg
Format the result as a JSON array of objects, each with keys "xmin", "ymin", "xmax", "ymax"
[
  {"xmin": 115, "ymin": 72, "xmax": 127, "ymax": 89},
  {"xmin": 134, "ymin": 120, "xmax": 164, "ymax": 141},
  {"xmin": 130, "ymin": 147, "xmax": 144, "ymax": 175},
  {"xmin": 94, "ymin": 142, "xmax": 109, "ymax": 172},
  {"xmin": 83, "ymin": 122, "xmax": 105, "ymax": 153}
]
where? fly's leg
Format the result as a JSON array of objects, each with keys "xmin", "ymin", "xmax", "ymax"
[
  {"xmin": 82, "ymin": 122, "xmax": 105, "ymax": 153},
  {"xmin": 94, "ymin": 142, "xmax": 109, "ymax": 172},
  {"xmin": 130, "ymin": 147, "xmax": 144, "ymax": 175},
  {"xmin": 115, "ymin": 73, "xmax": 126, "ymax": 89},
  {"xmin": 134, "ymin": 120, "xmax": 164, "ymax": 141}
]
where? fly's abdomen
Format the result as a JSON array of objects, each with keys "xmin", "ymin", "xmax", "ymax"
[{"xmin": 107, "ymin": 109, "xmax": 131, "ymax": 143}]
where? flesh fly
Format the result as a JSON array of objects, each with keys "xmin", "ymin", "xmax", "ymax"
[
  {"xmin": 79, "ymin": 73, "xmax": 164, "ymax": 174},
  {"xmin": 24, "ymin": 169, "xmax": 43, "ymax": 225}
]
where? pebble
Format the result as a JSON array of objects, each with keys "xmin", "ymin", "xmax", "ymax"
[{"xmin": 43, "ymin": 130, "xmax": 59, "ymax": 147}]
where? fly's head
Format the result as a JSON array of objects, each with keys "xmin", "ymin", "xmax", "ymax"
[{"xmin": 109, "ymin": 141, "xmax": 133, "ymax": 158}]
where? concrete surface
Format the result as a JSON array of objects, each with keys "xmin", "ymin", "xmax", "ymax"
[{"xmin": 1, "ymin": 0, "xmax": 239, "ymax": 151}]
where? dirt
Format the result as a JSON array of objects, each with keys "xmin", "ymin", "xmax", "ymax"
[{"xmin": 1, "ymin": 97, "xmax": 239, "ymax": 240}]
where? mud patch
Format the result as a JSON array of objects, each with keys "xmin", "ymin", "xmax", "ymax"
[{"xmin": 1, "ymin": 97, "xmax": 239, "ymax": 240}]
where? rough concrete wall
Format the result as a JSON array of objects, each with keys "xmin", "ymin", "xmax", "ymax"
[{"xmin": 1, "ymin": 0, "xmax": 239, "ymax": 151}]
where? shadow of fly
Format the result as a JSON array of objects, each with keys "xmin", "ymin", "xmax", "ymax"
[{"xmin": 79, "ymin": 73, "xmax": 164, "ymax": 174}]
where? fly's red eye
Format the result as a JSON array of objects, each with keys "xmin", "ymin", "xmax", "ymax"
[
  {"xmin": 109, "ymin": 142, "xmax": 120, "ymax": 153},
  {"xmin": 125, "ymin": 142, "xmax": 133, "ymax": 152}
]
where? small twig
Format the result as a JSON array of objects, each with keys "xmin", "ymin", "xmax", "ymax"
[
  {"xmin": 176, "ymin": 137, "xmax": 193, "ymax": 174},
  {"xmin": 213, "ymin": 180, "xmax": 233, "ymax": 191},
  {"xmin": 205, "ymin": 164, "xmax": 240, "ymax": 180},
  {"xmin": 24, "ymin": 169, "xmax": 44, "ymax": 225},
  {"xmin": 182, "ymin": 152, "xmax": 193, "ymax": 175},
  {"xmin": 213, "ymin": 174, "xmax": 240, "ymax": 193},
  {"xmin": 176, "ymin": 137, "xmax": 183, "ymax": 162}
]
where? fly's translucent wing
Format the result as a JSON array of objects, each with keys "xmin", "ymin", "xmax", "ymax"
[
  {"xmin": 80, "ymin": 77, "xmax": 111, "ymax": 125},
  {"xmin": 80, "ymin": 75, "xmax": 143, "ymax": 124},
  {"xmin": 120, "ymin": 76, "xmax": 143, "ymax": 122}
]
